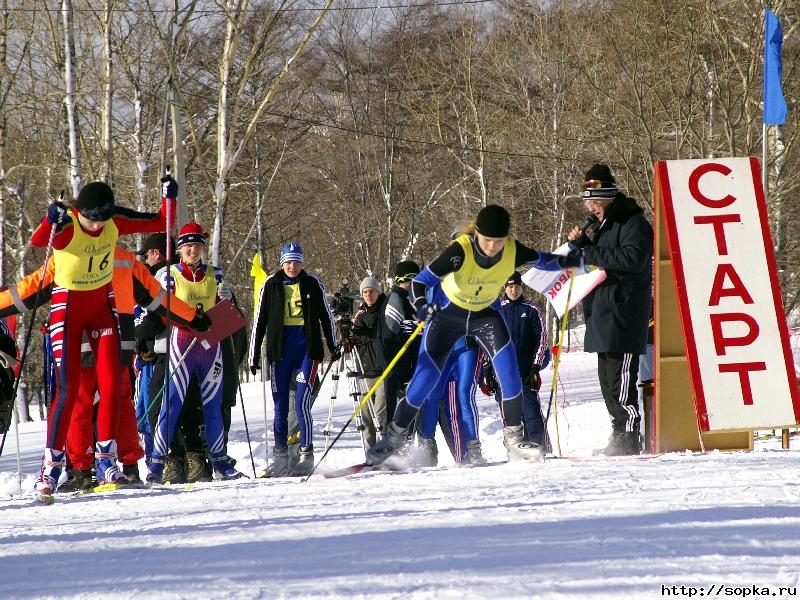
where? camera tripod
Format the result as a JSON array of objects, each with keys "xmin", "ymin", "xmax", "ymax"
[{"xmin": 322, "ymin": 340, "xmax": 382, "ymax": 457}]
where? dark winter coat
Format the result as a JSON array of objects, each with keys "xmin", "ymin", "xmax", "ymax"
[
  {"xmin": 380, "ymin": 285, "xmax": 420, "ymax": 384},
  {"xmin": 249, "ymin": 269, "xmax": 337, "ymax": 366},
  {"xmin": 581, "ymin": 193, "xmax": 653, "ymax": 354},
  {"xmin": 499, "ymin": 295, "xmax": 549, "ymax": 376},
  {"xmin": 351, "ymin": 294, "xmax": 388, "ymax": 378}
]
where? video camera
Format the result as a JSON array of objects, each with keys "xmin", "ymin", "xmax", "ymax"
[{"xmin": 331, "ymin": 279, "xmax": 360, "ymax": 341}]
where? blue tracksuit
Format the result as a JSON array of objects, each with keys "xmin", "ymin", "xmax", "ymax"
[
  {"xmin": 499, "ymin": 295, "xmax": 550, "ymax": 445},
  {"xmin": 270, "ymin": 325, "xmax": 318, "ymax": 449},
  {"xmin": 419, "ymin": 338, "xmax": 481, "ymax": 462},
  {"xmin": 134, "ymin": 357, "xmax": 154, "ymax": 459}
]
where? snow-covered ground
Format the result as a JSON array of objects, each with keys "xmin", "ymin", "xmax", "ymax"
[{"xmin": 2, "ymin": 351, "xmax": 800, "ymax": 600}]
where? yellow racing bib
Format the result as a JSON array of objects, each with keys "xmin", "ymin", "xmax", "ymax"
[
  {"xmin": 283, "ymin": 282, "xmax": 305, "ymax": 326},
  {"xmin": 441, "ymin": 235, "xmax": 516, "ymax": 311},
  {"xmin": 171, "ymin": 265, "xmax": 218, "ymax": 313},
  {"xmin": 53, "ymin": 211, "xmax": 118, "ymax": 290}
]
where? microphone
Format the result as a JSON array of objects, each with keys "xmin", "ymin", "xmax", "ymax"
[{"xmin": 579, "ymin": 214, "xmax": 599, "ymax": 233}]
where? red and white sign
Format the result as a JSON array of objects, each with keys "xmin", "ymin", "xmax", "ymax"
[
  {"xmin": 522, "ymin": 243, "xmax": 606, "ymax": 318},
  {"xmin": 658, "ymin": 157, "xmax": 800, "ymax": 431}
]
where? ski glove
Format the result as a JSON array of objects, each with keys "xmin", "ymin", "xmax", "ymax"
[
  {"xmin": 415, "ymin": 302, "xmax": 439, "ymax": 322},
  {"xmin": 217, "ymin": 281, "xmax": 233, "ymax": 301},
  {"xmin": 249, "ymin": 363, "xmax": 259, "ymax": 376},
  {"xmin": 161, "ymin": 175, "xmax": 179, "ymax": 200},
  {"xmin": 481, "ymin": 371, "xmax": 498, "ymax": 396},
  {"xmin": 46, "ymin": 201, "xmax": 70, "ymax": 226},
  {"xmin": 189, "ymin": 311, "xmax": 212, "ymax": 332},
  {"xmin": 532, "ymin": 248, "xmax": 584, "ymax": 272},
  {"xmin": 329, "ymin": 347, "xmax": 342, "ymax": 362},
  {"xmin": 525, "ymin": 369, "xmax": 542, "ymax": 392}
]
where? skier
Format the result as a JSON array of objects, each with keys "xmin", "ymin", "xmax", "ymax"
[
  {"xmin": 497, "ymin": 271, "xmax": 550, "ymax": 448},
  {"xmin": 0, "ymin": 244, "xmax": 206, "ymax": 490},
  {"xmin": 249, "ymin": 242, "xmax": 339, "ymax": 477},
  {"xmin": 29, "ymin": 178, "xmax": 176, "ymax": 498},
  {"xmin": 148, "ymin": 221, "xmax": 242, "ymax": 482},
  {"xmin": 365, "ymin": 204, "xmax": 579, "ymax": 466}
]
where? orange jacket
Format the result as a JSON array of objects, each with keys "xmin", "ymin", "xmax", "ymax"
[{"xmin": 0, "ymin": 246, "xmax": 196, "ymax": 325}]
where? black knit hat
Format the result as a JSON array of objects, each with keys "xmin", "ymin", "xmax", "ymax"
[
  {"xmin": 394, "ymin": 260, "xmax": 421, "ymax": 283},
  {"xmin": 76, "ymin": 181, "xmax": 115, "ymax": 221},
  {"xmin": 583, "ymin": 164, "xmax": 618, "ymax": 200},
  {"xmin": 475, "ymin": 204, "xmax": 511, "ymax": 238},
  {"xmin": 505, "ymin": 271, "xmax": 522, "ymax": 287}
]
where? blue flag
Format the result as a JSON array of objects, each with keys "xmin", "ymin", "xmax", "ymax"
[{"xmin": 764, "ymin": 9, "xmax": 787, "ymax": 125}]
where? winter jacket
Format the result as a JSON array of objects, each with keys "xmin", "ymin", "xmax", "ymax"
[
  {"xmin": 581, "ymin": 193, "xmax": 653, "ymax": 354},
  {"xmin": 499, "ymin": 295, "xmax": 549, "ymax": 375},
  {"xmin": 380, "ymin": 285, "xmax": 420, "ymax": 384},
  {"xmin": 249, "ymin": 269, "xmax": 337, "ymax": 366},
  {"xmin": 351, "ymin": 294, "xmax": 387, "ymax": 378}
]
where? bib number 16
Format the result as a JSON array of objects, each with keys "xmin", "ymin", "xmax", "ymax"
[{"xmin": 87, "ymin": 252, "xmax": 111, "ymax": 274}]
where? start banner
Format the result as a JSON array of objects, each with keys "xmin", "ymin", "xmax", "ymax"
[{"xmin": 657, "ymin": 157, "xmax": 800, "ymax": 431}]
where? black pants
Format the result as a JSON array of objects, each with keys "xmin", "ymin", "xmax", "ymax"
[{"xmin": 597, "ymin": 352, "xmax": 641, "ymax": 434}]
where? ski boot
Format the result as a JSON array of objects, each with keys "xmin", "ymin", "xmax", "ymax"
[
  {"xmin": 58, "ymin": 468, "xmax": 93, "ymax": 493},
  {"xmin": 503, "ymin": 425, "xmax": 544, "ymax": 461},
  {"xmin": 412, "ymin": 436, "xmax": 438, "ymax": 467},
  {"xmin": 263, "ymin": 447, "xmax": 290, "ymax": 478},
  {"xmin": 289, "ymin": 445, "xmax": 315, "ymax": 477},
  {"xmin": 122, "ymin": 463, "xmax": 143, "ymax": 485},
  {"xmin": 365, "ymin": 422, "xmax": 408, "ymax": 466},
  {"xmin": 211, "ymin": 455, "xmax": 244, "ymax": 480},
  {"xmin": 34, "ymin": 449, "xmax": 66, "ymax": 503},
  {"xmin": 146, "ymin": 457, "xmax": 166, "ymax": 484},
  {"xmin": 465, "ymin": 439, "xmax": 488, "ymax": 465},
  {"xmin": 162, "ymin": 455, "xmax": 186, "ymax": 484},
  {"xmin": 186, "ymin": 452, "xmax": 213, "ymax": 482},
  {"xmin": 594, "ymin": 430, "xmax": 642, "ymax": 456},
  {"xmin": 95, "ymin": 440, "xmax": 128, "ymax": 485}
]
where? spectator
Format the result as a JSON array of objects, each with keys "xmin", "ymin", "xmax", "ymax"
[
  {"xmin": 351, "ymin": 276, "xmax": 387, "ymax": 448},
  {"xmin": 566, "ymin": 164, "xmax": 653, "ymax": 456}
]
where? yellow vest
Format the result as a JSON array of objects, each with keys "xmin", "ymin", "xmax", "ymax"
[
  {"xmin": 171, "ymin": 265, "xmax": 218, "ymax": 313},
  {"xmin": 283, "ymin": 282, "xmax": 305, "ymax": 326},
  {"xmin": 53, "ymin": 210, "xmax": 118, "ymax": 290},
  {"xmin": 441, "ymin": 235, "xmax": 516, "ymax": 311}
]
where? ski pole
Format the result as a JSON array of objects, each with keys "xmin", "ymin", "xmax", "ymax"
[
  {"xmin": 230, "ymin": 337, "xmax": 257, "ymax": 478},
  {"xmin": 543, "ymin": 268, "xmax": 577, "ymax": 457},
  {"xmin": 0, "ymin": 216, "xmax": 58, "ymax": 460},
  {"xmin": 286, "ymin": 345, "xmax": 341, "ymax": 445},
  {"xmin": 302, "ymin": 320, "xmax": 425, "ymax": 481},
  {"xmin": 261, "ymin": 345, "xmax": 270, "ymax": 467},
  {"xmin": 136, "ymin": 336, "xmax": 198, "ymax": 429}
]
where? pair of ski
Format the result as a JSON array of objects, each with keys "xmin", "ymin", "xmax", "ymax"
[
  {"xmin": 35, "ymin": 480, "xmax": 193, "ymax": 505},
  {"xmin": 323, "ymin": 452, "xmax": 665, "ymax": 479}
]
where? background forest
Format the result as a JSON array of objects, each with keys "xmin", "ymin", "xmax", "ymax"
[{"xmin": 0, "ymin": 0, "xmax": 798, "ymax": 412}]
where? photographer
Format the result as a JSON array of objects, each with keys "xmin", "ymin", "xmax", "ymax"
[{"xmin": 351, "ymin": 277, "xmax": 387, "ymax": 448}]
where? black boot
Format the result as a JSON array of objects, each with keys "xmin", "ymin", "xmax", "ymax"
[
  {"xmin": 365, "ymin": 422, "xmax": 408, "ymax": 466},
  {"xmin": 58, "ymin": 469, "xmax": 93, "ymax": 492},
  {"xmin": 122, "ymin": 463, "xmax": 142, "ymax": 484}
]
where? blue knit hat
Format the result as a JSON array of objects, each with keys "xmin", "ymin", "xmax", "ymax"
[{"xmin": 280, "ymin": 241, "xmax": 304, "ymax": 265}]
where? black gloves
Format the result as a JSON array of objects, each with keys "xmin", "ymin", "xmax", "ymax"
[
  {"xmin": 525, "ymin": 368, "xmax": 542, "ymax": 392},
  {"xmin": 189, "ymin": 311, "xmax": 212, "ymax": 332},
  {"xmin": 329, "ymin": 347, "xmax": 342, "ymax": 362},
  {"xmin": 46, "ymin": 202, "xmax": 70, "ymax": 226},
  {"xmin": 250, "ymin": 364, "xmax": 259, "ymax": 376},
  {"xmin": 161, "ymin": 175, "xmax": 179, "ymax": 199}
]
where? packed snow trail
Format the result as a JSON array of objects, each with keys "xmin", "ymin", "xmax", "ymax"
[{"xmin": 2, "ymin": 352, "xmax": 799, "ymax": 599}]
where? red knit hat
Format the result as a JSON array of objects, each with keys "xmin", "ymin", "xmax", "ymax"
[{"xmin": 177, "ymin": 221, "xmax": 209, "ymax": 248}]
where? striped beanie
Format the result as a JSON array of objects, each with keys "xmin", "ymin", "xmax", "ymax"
[
  {"xmin": 177, "ymin": 221, "xmax": 209, "ymax": 248},
  {"xmin": 280, "ymin": 241, "xmax": 304, "ymax": 265},
  {"xmin": 583, "ymin": 164, "xmax": 618, "ymax": 200}
]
